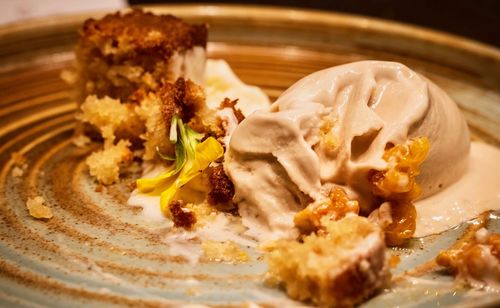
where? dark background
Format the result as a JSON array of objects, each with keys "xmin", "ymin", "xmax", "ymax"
[{"xmin": 129, "ymin": 0, "xmax": 500, "ymax": 48}]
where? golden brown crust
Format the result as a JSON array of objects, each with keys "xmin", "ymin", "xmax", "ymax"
[
  {"xmin": 220, "ymin": 98, "xmax": 245, "ymax": 123},
  {"xmin": 159, "ymin": 77, "xmax": 206, "ymax": 130},
  {"xmin": 75, "ymin": 9, "xmax": 207, "ymax": 102},
  {"xmin": 80, "ymin": 9, "xmax": 207, "ymax": 56},
  {"xmin": 265, "ymin": 216, "xmax": 390, "ymax": 307},
  {"xmin": 169, "ymin": 200, "xmax": 196, "ymax": 229}
]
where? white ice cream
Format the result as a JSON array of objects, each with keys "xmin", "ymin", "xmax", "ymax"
[{"xmin": 225, "ymin": 61, "xmax": 499, "ymax": 241}]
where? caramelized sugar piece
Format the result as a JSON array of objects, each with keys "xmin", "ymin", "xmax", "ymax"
[
  {"xmin": 383, "ymin": 201, "xmax": 417, "ymax": 246},
  {"xmin": 369, "ymin": 137, "xmax": 429, "ymax": 246},
  {"xmin": 220, "ymin": 98, "xmax": 245, "ymax": 123},
  {"xmin": 371, "ymin": 137, "xmax": 429, "ymax": 201},
  {"xmin": 490, "ymin": 234, "xmax": 500, "ymax": 259},
  {"xmin": 437, "ymin": 230, "xmax": 500, "ymax": 288},
  {"xmin": 294, "ymin": 187, "xmax": 359, "ymax": 234}
]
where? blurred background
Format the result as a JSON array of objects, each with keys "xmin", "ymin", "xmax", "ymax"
[{"xmin": 1, "ymin": 0, "xmax": 499, "ymax": 47}]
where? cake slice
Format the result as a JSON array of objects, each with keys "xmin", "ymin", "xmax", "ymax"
[
  {"xmin": 264, "ymin": 216, "xmax": 390, "ymax": 307},
  {"xmin": 74, "ymin": 9, "xmax": 207, "ymax": 103}
]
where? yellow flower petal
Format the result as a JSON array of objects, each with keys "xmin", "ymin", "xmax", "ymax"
[{"xmin": 160, "ymin": 137, "xmax": 223, "ymax": 217}]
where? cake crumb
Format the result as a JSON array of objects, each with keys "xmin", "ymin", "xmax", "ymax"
[
  {"xmin": 202, "ymin": 240, "xmax": 249, "ymax": 263},
  {"xmin": 72, "ymin": 134, "xmax": 91, "ymax": 148},
  {"xmin": 11, "ymin": 166, "xmax": 25, "ymax": 177},
  {"xmin": 169, "ymin": 200, "xmax": 197, "ymax": 229},
  {"xmin": 26, "ymin": 196, "xmax": 53, "ymax": 219},
  {"xmin": 85, "ymin": 140, "xmax": 133, "ymax": 185},
  {"xmin": 60, "ymin": 69, "xmax": 77, "ymax": 84},
  {"xmin": 78, "ymin": 95, "xmax": 138, "ymax": 147},
  {"xmin": 10, "ymin": 152, "xmax": 28, "ymax": 178}
]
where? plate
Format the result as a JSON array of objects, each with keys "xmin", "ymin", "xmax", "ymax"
[{"xmin": 0, "ymin": 5, "xmax": 499, "ymax": 307}]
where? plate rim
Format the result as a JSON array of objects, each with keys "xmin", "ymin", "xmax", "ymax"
[{"xmin": 0, "ymin": 4, "xmax": 498, "ymax": 61}]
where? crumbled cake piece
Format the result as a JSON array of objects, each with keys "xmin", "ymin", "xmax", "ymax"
[
  {"xmin": 11, "ymin": 166, "xmax": 25, "ymax": 177},
  {"xmin": 79, "ymin": 77, "xmax": 217, "ymax": 184},
  {"xmin": 220, "ymin": 98, "xmax": 245, "ymax": 123},
  {"xmin": 169, "ymin": 200, "xmax": 197, "ymax": 229},
  {"xmin": 437, "ymin": 228, "xmax": 500, "ymax": 290},
  {"xmin": 26, "ymin": 196, "xmax": 53, "ymax": 219},
  {"xmin": 78, "ymin": 95, "xmax": 143, "ymax": 147},
  {"xmin": 86, "ymin": 140, "xmax": 133, "ymax": 185},
  {"xmin": 207, "ymin": 165, "xmax": 236, "ymax": 212},
  {"xmin": 134, "ymin": 91, "xmax": 170, "ymax": 160},
  {"xmin": 159, "ymin": 77, "xmax": 207, "ymax": 132},
  {"xmin": 138, "ymin": 77, "xmax": 213, "ymax": 160},
  {"xmin": 202, "ymin": 240, "xmax": 249, "ymax": 263},
  {"xmin": 264, "ymin": 216, "xmax": 389, "ymax": 307},
  {"xmin": 184, "ymin": 202, "xmax": 218, "ymax": 228},
  {"xmin": 74, "ymin": 9, "xmax": 207, "ymax": 102},
  {"xmin": 10, "ymin": 152, "xmax": 28, "ymax": 178},
  {"xmin": 79, "ymin": 77, "xmax": 209, "ymax": 161}
]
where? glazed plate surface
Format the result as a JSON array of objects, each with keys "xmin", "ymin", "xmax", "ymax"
[{"xmin": 0, "ymin": 5, "xmax": 499, "ymax": 307}]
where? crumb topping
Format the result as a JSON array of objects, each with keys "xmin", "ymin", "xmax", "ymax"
[
  {"xmin": 169, "ymin": 200, "xmax": 196, "ymax": 229},
  {"xmin": 202, "ymin": 240, "xmax": 249, "ymax": 263},
  {"xmin": 207, "ymin": 165, "xmax": 236, "ymax": 212},
  {"xmin": 86, "ymin": 140, "xmax": 133, "ymax": 185},
  {"xmin": 159, "ymin": 77, "xmax": 206, "ymax": 131},
  {"xmin": 74, "ymin": 9, "xmax": 207, "ymax": 102},
  {"xmin": 79, "ymin": 9, "xmax": 207, "ymax": 57},
  {"xmin": 220, "ymin": 98, "xmax": 245, "ymax": 123},
  {"xmin": 26, "ymin": 196, "xmax": 53, "ymax": 219}
]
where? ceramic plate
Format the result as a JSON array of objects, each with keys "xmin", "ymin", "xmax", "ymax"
[{"xmin": 0, "ymin": 5, "xmax": 499, "ymax": 307}]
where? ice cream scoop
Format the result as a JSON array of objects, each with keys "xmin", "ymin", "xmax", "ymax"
[{"xmin": 225, "ymin": 61, "xmax": 471, "ymax": 240}]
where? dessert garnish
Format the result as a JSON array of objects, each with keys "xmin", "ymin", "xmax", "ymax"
[{"xmin": 136, "ymin": 115, "xmax": 223, "ymax": 217}]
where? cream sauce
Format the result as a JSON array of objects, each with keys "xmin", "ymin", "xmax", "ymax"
[
  {"xmin": 414, "ymin": 142, "xmax": 500, "ymax": 237},
  {"xmin": 204, "ymin": 59, "xmax": 270, "ymax": 116}
]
